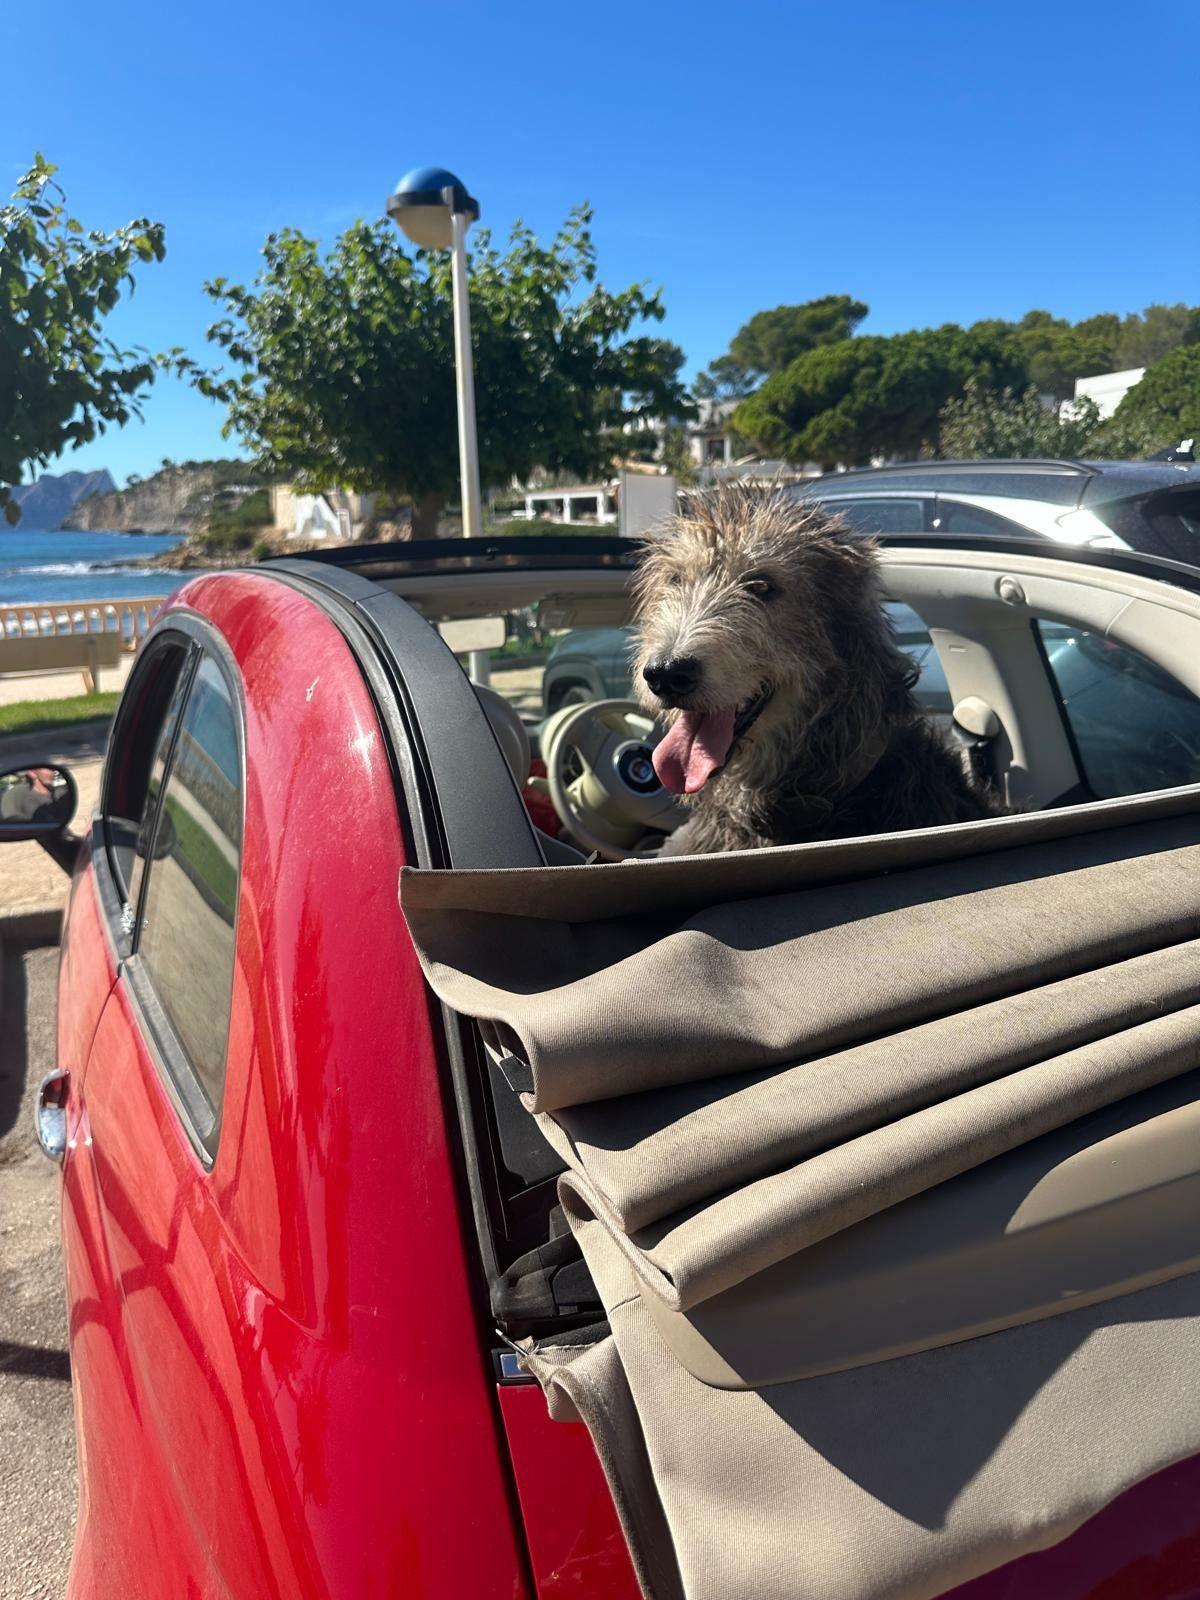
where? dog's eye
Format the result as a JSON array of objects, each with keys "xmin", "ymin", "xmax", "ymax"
[{"xmin": 745, "ymin": 575, "xmax": 779, "ymax": 601}]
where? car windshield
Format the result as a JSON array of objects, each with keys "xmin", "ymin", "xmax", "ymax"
[{"xmin": 415, "ymin": 593, "xmax": 952, "ymax": 738}]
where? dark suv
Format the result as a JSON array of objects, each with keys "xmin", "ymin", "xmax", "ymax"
[{"xmin": 801, "ymin": 458, "xmax": 1200, "ymax": 561}]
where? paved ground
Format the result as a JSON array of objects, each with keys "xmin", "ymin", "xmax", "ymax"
[
  {"xmin": 491, "ymin": 663, "xmax": 544, "ymax": 723},
  {"xmin": 0, "ymin": 656, "xmax": 133, "ymax": 709},
  {"xmin": 0, "ymin": 942, "xmax": 75, "ymax": 1600}
]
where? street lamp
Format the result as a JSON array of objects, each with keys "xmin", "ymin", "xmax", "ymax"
[{"xmin": 387, "ymin": 166, "xmax": 487, "ymax": 681}]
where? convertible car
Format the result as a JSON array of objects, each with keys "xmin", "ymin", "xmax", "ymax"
[{"xmin": 7, "ymin": 530, "xmax": 1200, "ymax": 1599}]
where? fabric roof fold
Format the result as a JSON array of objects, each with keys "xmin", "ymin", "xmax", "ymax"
[{"xmin": 402, "ymin": 793, "xmax": 1200, "ymax": 1600}]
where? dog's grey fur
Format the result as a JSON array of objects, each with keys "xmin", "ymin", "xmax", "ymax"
[{"xmin": 633, "ymin": 483, "xmax": 1003, "ymax": 854}]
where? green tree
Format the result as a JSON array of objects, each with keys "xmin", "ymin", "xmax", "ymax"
[
  {"xmin": 990, "ymin": 310, "xmax": 1119, "ymax": 402},
  {"xmin": 1111, "ymin": 345, "xmax": 1200, "ymax": 447},
  {"xmin": 1113, "ymin": 303, "xmax": 1200, "ymax": 370},
  {"xmin": 937, "ymin": 380, "xmax": 1104, "ymax": 458},
  {"xmin": 173, "ymin": 207, "xmax": 691, "ymax": 538},
  {"xmin": 698, "ymin": 295, "xmax": 868, "ymax": 397},
  {"xmin": 732, "ymin": 325, "xmax": 1025, "ymax": 468},
  {"xmin": 0, "ymin": 155, "xmax": 165, "ymax": 523}
]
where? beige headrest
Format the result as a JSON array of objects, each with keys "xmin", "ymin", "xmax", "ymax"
[{"xmin": 474, "ymin": 684, "xmax": 531, "ymax": 789}]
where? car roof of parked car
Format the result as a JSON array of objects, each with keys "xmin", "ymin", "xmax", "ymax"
[{"xmin": 807, "ymin": 458, "xmax": 1200, "ymax": 506}]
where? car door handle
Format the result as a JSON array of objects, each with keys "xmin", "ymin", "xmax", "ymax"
[{"xmin": 35, "ymin": 1068, "xmax": 70, "ymax": 1162}]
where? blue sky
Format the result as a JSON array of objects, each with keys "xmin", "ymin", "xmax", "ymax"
[{"xmin": 7, "ymin": 0, "xmax": 1196, "ymax": 487}]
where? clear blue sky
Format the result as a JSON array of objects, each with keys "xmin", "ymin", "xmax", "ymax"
[{"xmin": 7, "ymin": 0, "xmax": 1196, "ymax": 487}]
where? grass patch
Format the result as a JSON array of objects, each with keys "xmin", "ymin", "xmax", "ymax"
[{"xmin": 0, "ymin": 692, "xmax": 119, "ymax": 739}]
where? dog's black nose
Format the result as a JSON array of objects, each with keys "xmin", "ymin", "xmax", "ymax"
[{"xmin": 643, "ymin": 656, "xmax": 701, "ymax": 700}]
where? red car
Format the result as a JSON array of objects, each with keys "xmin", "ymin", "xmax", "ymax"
[{"xmin": 8, "ymin": 533, "xmax": 1200, "ymax": 1599}]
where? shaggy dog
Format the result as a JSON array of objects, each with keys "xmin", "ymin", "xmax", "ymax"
[{"xmin": 632, "ymin": 484, "xmax": 1003, "ymax": 855}]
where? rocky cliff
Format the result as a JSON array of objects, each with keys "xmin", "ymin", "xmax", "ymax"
[
  {"xmin": 63, "ymin": 460, "xmax": 262, "ymax": 534},
  {"xmin": 10, "ymin": 469, "xmax": 117, "ymax": 529}
]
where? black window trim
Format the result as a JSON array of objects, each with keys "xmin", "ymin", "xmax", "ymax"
[
  {"xmin": 95, "ymin": 610, "xmax": 247, "ymax": 1167},
  {"xmin": 100, "ymin": 628, "xmax": 199, "ymax": 934}
]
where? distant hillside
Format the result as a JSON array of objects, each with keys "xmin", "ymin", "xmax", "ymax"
[
  {"xmin": 10, "ymin": 469, "xmax": 116, "ymax": 529},
  {"xmin": 64, "ymin": 459, "xmax": 266, "ymax": 534}
]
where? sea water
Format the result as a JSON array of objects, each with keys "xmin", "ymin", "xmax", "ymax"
[{"xmin": 0, "ymin": 529, "xmax": 186, "ymax": 604}]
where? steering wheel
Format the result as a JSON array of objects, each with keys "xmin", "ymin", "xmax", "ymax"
[{"xmin": 543, "ymin": 698, "xmax": 684, "ymax": 861}]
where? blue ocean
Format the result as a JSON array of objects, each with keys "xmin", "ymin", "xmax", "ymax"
[{"xmin": 0, "ymin": 529, "xmax": 186, "ymax": 604}]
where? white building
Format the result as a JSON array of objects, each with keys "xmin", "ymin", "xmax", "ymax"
[
  {"xmin": 271, "ymin": 486, "xmax": 376, "ymax": 542},
  {"xmin": 519, "ymin": 482, "xmax": 619, "ymax": 524},
  {"xmin": 1073, "ymin": 367, "xmax": 1146, "ymax": 421},
  {"xmin": 688, "ymin": 398, "xmax": 741, "ymax": 468}
]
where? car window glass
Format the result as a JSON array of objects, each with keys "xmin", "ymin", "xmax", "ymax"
[
  {"xmin": 820, "ymin": 498, "xmax": 926, "ymax": 534},
  {"xmin": 882, "ymin": 600, "xmax": 951, "ymax": 722},
  {"xmin": 137, "ymin": 654, "xmax": 242, "ymax": 1121},
  {"xmin": 1037, "ymin": 621, "xmax": 1200, "ymax": 798},
  {"xmin": 1094, "ymin": 490, "xmax": 1200, "ymax": 563},
  {"xmin": 934, "ymin": 500, "xmax": 1030, "ymax": 539},
  {"xmin": 104, "ymin": 642, "xmax": 193, "ymax": 909}
]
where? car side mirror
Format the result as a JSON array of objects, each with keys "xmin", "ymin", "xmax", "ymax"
[{"xmin": 0, "ymin": 764, "xmax": 79, "ymax": 841}]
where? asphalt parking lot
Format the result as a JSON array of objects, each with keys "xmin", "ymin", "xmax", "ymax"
[{"xmin": 0, "ymin": 941, "xmax": 75, "ymax": 1600}]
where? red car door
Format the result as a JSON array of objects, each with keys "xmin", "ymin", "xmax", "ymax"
[{"xmin": 62, "ymin": 572, "xmax": 531, "ymax": 1599}]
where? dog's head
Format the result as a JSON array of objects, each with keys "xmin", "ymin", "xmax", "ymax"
[{"xmin": 632, "ymin": 484, "xmax": 897, "ymax": 796}]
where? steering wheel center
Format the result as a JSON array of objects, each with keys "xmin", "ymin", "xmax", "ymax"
[{"xmin": 615, "ymin": 741, "xmax": 661, "ymax": 795}]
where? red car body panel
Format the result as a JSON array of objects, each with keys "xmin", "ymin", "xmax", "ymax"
[
  {"xmin": 52, "ymin": 568, "xmax": 1200, "ymax": 1599},
  {"xmin": 60, "ymin": 575, "xmax": 528, "ymax": 1599},
  {"xmin": 498, "ymin": 1384, "xmax": 642, "ymax": 1600}
]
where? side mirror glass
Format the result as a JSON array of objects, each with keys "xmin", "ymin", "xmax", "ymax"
[{"xmin": 0, "ymin": 765, "xmax": 79, "ymax": 840}]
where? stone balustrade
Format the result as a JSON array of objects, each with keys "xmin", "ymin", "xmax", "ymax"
[{"xmin": 0, "ymin": 595, "xmax": 170, "ymax": 652}]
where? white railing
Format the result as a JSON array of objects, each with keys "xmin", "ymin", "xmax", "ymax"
[{"xmin": 0, "ymin": 595, "xmax": 170, "ymax": 652}]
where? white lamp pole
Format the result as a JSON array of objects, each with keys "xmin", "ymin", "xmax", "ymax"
[
  {"xmin": 387, "ymin": 166, "xmax": 489, "ymax": 682},
  {"xmin": 448, "ymin": 206, "xmax": 483, "ymax": 544}
]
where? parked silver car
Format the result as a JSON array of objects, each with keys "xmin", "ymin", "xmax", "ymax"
[{"xmin": 801, "ymin": 457, "xmax": 1200, "ymax": 559}]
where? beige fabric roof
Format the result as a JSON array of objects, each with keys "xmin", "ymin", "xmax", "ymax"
[{"xmin": 401, "ymin": 790, "xmax": 1200, "ymax": 1600}]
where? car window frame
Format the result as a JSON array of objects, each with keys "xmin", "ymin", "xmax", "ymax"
[
  {"xmin": 97, "ymin": 611, "xmax": 248, "ymax": 1166},
  {"xmin": 101, "ymin": 630, "xmax": 198, "ymax": 926}
]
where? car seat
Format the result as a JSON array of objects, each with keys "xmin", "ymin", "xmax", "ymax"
[{"xmin": 474, "ymin": 685, "xmax": 585, "ymax": 864}]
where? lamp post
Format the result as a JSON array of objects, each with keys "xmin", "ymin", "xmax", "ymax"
[{"xmin": 386, "ymin": 165, "xmax": 489, "ymax": 682}]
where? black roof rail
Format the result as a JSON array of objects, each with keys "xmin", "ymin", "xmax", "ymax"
[{"xmin": 818, "ymin": 458, "xmax": 1096, "ymax": 479}]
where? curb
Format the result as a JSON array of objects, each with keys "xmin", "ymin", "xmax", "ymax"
[{"xmin": 0, "ymin": 903, "xmax": 64, "ymax": 946}]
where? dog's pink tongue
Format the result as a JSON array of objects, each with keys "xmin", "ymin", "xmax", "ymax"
[{"xmin": 653, "ymin": 707, "xmax": 738, "ymax": 794}]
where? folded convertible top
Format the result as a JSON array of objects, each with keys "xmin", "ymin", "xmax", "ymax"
[{"xmin": 401, "ymin": 792, "xmax": 1200, "ymax": 1600}]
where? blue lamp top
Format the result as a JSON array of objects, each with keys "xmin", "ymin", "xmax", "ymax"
[{"xmin": 387, "ymin": 167, "xmax": 479, "ymax": 222}]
